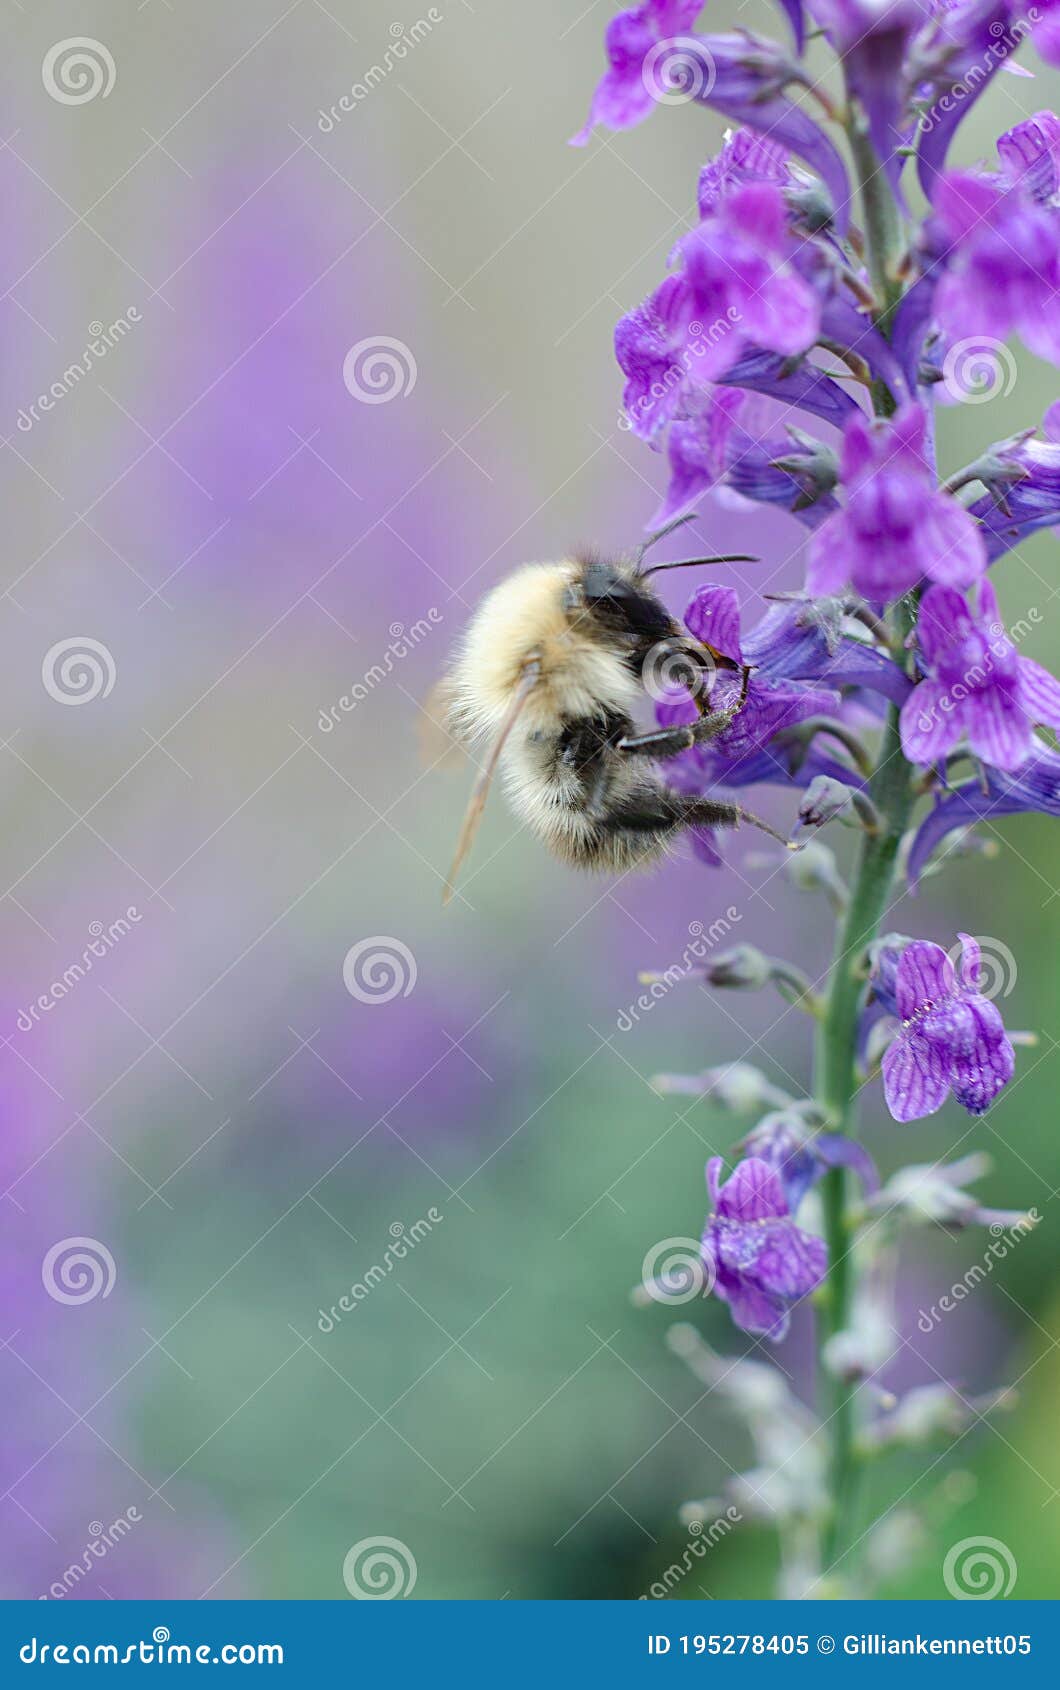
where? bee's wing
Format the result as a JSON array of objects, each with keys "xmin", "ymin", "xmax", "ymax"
[{"xmin": 443, "ymin": 656, "xmax": 541, "ymax": 906}]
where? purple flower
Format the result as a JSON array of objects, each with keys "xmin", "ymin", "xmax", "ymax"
[
  {"xmin": 697, "ymin": 126, "xmax": 792, "ymax": 218},
  {"xmin": 657, "ymin": 584, "xmax": 841, "ymax": 765},
  {"xmin": 573, "ymin": 25, "xmax": 852, "ymax": 221},
  {"xmin": 806, "ymin": 403, "xmax": 985, "ymax": 604},
  {"xmin": 906, "ymin": 741, "xmax": 1060, "ymax": 886},
  {"xmin": 899, "ymin": 580, "xmax": 1060, "ymax": 771},
  {"xmin": 932, "ymin": 170, "xmax": 1060, "ymax": 367},
  {"xmin": 702, "ymin": 1156, "xmax": 827, "ymax": 1340},
  {"xmin": 997, "ymin": 110, "xmax": 1060, "ymax": 202},
  {"xmin": 809, "ymin": 0, "xmax": 921, "ymax": 175},
  {"xmin": 652, "ymin": 387, "xmax": 840, "ymax": 527},
  {"xmin": 570, "ymin": 0, "xmax": 705, "ymax": 143},
  {"xmin": 1030, "ymin": 0, "xmax": 1060, "ymax": 66},
  {"xmin": 968, "ymin": 406, "xmax": 1060, "ymax": 560},
  {"xmin": 741, "ymin": 1112, "xmax": 879, "ymax": 1211},
  {"xmin": 879, "ymin": 935, "xmax": 1015, "ymax": 1122},
  {"xmin": 913, "ymin": 1, "xmax": 1025, "ymax": 195}
]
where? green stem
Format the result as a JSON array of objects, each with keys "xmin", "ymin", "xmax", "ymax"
[
  {"xmin": 846, "ymin": 120, "xmax": 905, "ymax": 318},
  {"xmin": 815, "ymin": 699, "xmax": 914, "ymax": 1567}
]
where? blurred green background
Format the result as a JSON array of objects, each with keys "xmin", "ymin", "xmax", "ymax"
[{"xmin": 0, "ymin": 0, "xmax": 1058, "ymax": 1601}]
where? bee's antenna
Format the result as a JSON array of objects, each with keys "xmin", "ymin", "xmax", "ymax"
[
  {"xmin": 640, "ymin": 554, "xmax": 758, "ymax": 579},
  {"xmin": 634, "ymin": 512, "xmax": 698, "ymax": 566}
]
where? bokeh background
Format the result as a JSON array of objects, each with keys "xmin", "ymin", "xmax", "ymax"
[{"xmin": 1, "ymin": 0, "xmax": 1058, "ymax": 1602}]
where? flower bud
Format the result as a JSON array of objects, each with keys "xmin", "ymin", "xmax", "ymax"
[
  {"xmin": 704, "ymin": 944, "xmax": 773, "ymax": 989},
  {"xmin": 798, "ymin": 774, "xmax": 855, "ymax": 829},
  {"xmin": 650, "ymin": 1061, "xmax": 793, "ymax": 1113}
]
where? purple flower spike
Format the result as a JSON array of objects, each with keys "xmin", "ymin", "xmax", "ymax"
[
  {"xmin": 881, "ymin": 936, "xmax": 1015, "ymax": 1122},
  {"xmin": 900, "ymin": 581, "xmax": 1060, "ymax": 772},
  {"xmin": 807, "ymin": 403, "xmax": 985, "ymax": 605},
  {"xmin": 703, "ymin": 1156, "xmax": 827, "ymax": 1340}
]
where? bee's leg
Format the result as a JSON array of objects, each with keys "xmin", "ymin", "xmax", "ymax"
[
  {"xmin": 615, "ymin": 724, "xmax": 697, "ymax": 759},
  {"xmin": 678, "ymin": 795, "xmax": 797, "ymax": 849}
]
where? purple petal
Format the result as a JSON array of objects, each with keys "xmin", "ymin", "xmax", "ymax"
[
  {"xmin": 882, "ymin": 1030, "xmax": 951, "ymax": 1122},
  {"xmin": 906, "ymin": 746, "xmax": 1060, "ymax": 887},
  {"xmin": 949, "ymin": 999, "xmax": 1015, "ymax": 1114},
  {"xmin": 917, "ymin": 583, "xmax": 973, "ymax": 665},
  {"xmin": 715, "ymin": 1155, "xmax": 789, "ymax": 1221},
  {"xmin": 684, "ymin": 583, "xmax": 743, "ymax": 663},
  {"xmin": 899, "ymin": 678, "xmax": 962, "ymax": 765},
  {"xmin": 915, "ymin": 1, "xmax": 1023, "ymax": 197},
  {"xmin": 896, "ymin": 941, "xmax": 956, "ymax": 1017},
  {"xmin": 717, "ymin": 348, "xmax": 860, "ymax": 427},
  {"xmin": 717, "ymin": 1275, "xmax": 791, "ymax": 1339},
  {"xmin": 752, "ymin": 1219, "xmax": 827, "ymax": 1298},
  {"xmin": 806, "ymin": 513, "xmax": 853, "ymax": 595},
  {"xmin": 1019, "ymin": 658, "xmax": 1060, "ymax": 729},
  {"xmin": 966, "ymin": 676, "xmax": 1034, "ymax": 771},
  {"xmin": 918, "ymin": 494, "xmax": 987, "ymax": 589},
  {"xmin": 956, "ymin": 933, "xmax": 981, "ymax": 992},
  {"xmin": 815, "ymin": 1134, "xmax": 880, "ymax": 1197}
]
